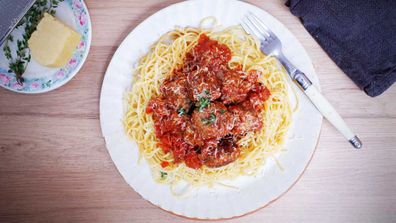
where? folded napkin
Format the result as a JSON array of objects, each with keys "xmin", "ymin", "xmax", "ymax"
[{"xmin": 286, "ymin": 0, "xmax": 396, "ymax": 97}]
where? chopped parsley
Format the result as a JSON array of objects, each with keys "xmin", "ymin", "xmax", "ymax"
[
  {"xmin": 160, "ymin": 171, "xmax": 168, "ymax": 179},
  {"xmin": 220, "ymin": 109, "xmax": 226, "ymax": 114},
  {"xmin": 196, "ymin": 97, "xmax": 210, "ymax": 112},
  {"xmin": 177, "ymin": 108, "xmax": 186, "ymax": 116},
  {"xmin": 201, "ymin": 113, "xmax": 216, "ymax": 125}
]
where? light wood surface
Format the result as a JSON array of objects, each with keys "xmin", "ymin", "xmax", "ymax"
[{"xmin": 0, "ymin": 0, "xmax": 395, "ymax": 222}]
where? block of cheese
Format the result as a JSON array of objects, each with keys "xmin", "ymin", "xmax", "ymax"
[{"xmin": 28, "ymin": 13, "xmax": 81, "ymax": 68}]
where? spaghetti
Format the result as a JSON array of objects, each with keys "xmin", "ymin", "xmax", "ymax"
[{"xmin": 124, "ymin": 24, "xmax": 292, "ymax": 187}]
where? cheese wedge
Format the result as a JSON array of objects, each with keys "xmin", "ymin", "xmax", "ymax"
[{"xmin": 28, "ymin": 13, "xmax": 81, "ymax": 68}]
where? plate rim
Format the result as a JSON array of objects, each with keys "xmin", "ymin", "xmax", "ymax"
[{"xmin": 0, "ymin": 0, "xmax": 92, "ymax": 94}]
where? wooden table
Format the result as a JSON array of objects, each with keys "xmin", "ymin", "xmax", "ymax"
[{"xmin": 0, "ymin": 0, "xmax": 395, "ymax": 222}]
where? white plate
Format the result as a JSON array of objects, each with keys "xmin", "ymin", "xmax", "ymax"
[
  {"xmin": 0, "ymin": 0, "xmax": 91, "ymax": 94},
  {"xmin": 100, "ymin": 0, "xmax": 322, "ymax": 219}
]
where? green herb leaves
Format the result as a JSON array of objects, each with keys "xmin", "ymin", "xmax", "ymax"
[
  {"xmin": 201, "ymin": 113, "xmax": 216, "ymax": 125},
  {"xmin": 160, "ymin": 171, "xmax": 168, "ymax": 179},
  {"xmin": 3, "ymin": 44, "xmax": 12, "ymax": 60},
  {"xmin": 177, "ymin": 108, "xmax": 186, "ymax": 116},
  {"xmin": 196, "ymin": 97, "xmax": 210, "ymax": 112},
  {"xmin": 2, "ymin": 0, "xmax": 64, "ymax": 84},
  {"xmin": 195, "ymin": 90, "xmax": 211, "ymax": 112}
]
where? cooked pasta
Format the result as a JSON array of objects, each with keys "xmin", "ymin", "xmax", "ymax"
[{"xmin": 124, "ymin": 23, "xmax": 292, "ymax": 187}]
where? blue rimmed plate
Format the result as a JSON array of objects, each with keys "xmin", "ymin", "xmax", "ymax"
[{"xmin": 0, "ymin": 0, "xmax": 91, "ymax": 94}]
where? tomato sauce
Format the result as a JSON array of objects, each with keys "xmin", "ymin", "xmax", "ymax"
[{"xmin": 147, "ymin": 34, "xmax": 270, "ymax": 169}]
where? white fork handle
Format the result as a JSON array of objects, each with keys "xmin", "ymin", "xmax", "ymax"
[
  {"xmin": 275, "ymin": 53, "xmax": 361, "ymax": 148},
  {"xmin": 304, "ymin": 85, "xmax": 362, "ymax": 148}
]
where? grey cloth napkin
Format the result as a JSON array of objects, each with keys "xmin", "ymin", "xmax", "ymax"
[{"xmin": 287, "ymin": 0, "xmax": 396, "ymax": 97}]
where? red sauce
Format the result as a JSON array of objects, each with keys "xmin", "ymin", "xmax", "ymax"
[
  {"xmin": 160, "ymin": 161, "xmax": 170, "ymax": 168},
  {"xmin": 147, "ymin": 34, "xmax": 271, "ymax": 169}
]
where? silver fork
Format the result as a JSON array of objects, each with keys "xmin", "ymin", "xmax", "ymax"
[{"xmin": 241, "ymin": 13, "xmax": 362, "ymax": 149}]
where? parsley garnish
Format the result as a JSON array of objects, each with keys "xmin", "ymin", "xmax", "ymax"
[
  {"xmin": 195, "ymin": 90, "xmax": 211, "ymax": 111},
  {"xmin": 177, "ymin": 108, "xmax": 186, "ymax": 116},
  {"xmin": 160, "ymin": 171, "xmax": 168, "ymax": 179},
  {"xmin": 196, "ymin": 97, "xmax": 210, "ymax": 112},
  {"xmin": 201, "ymin": 113, "xmax": 216, "ymax": 125},
  {"xmin": 220, "ymin": 109, "xmax": 226, "ymax": 114},
  {"xmin": 2, "ymin": 0, "xmax": 64, "ymax": 84}
]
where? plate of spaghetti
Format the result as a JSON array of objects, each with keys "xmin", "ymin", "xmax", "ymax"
[{"xmin": 100, "ymin": 0, "xmax": 322, "ymax": 219}]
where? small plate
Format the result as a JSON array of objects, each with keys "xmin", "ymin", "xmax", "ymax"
[{"xmin": 0, "ymin": 0, "xmax": 91, "ymax": 94}]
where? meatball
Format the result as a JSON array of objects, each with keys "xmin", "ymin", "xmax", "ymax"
[
  {"xmin": 191, "ymin": 102, "xmax": 234, "ymax": 140},
  {"xmin": 229, "ymin": 105, "xmax": 263, "ymax": 135},
  {"xmin": 156, "ymin": 113, "xmax": 189, "ymax": 135},
  {"xmin": 160, "ymin": 76, "xmax": 191, "ymax": 111},
  {"xmin": 221, "ymin": 69, "xmax": 259, "ymax": 105},
  {"xmin": 183, "ymin": 121, "xmax": 204, "ymax": 147},
  {"xmin": 184, "ymin": 34, "xmax": 232, "ymax": 102},
  {"xmin": 242, "ymin": 84, "xmax": 271, "ymax": 112},
  {"xmin": 146, "ymin": 98, "xmax": 170, "ymax": 117},
  {"xmin": 187, "ymin": 70, "xmax": 222, "ymax": 102},
  {"xmin": 186, "ymin": 34, "xmax": 231, "ymax": 74},
  {"xmin": 199, "ymin": 136, "xmax": 240, "ymax": 168}
]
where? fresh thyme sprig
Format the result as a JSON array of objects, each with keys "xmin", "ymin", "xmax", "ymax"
[{"xmin": 2, "ymin": 0, "xmax": 64, "ymax": 84}]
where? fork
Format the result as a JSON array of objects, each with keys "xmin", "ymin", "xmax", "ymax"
[{"xmin": 241, "ymin": 13, "xmax": 362, "ymax": 149}]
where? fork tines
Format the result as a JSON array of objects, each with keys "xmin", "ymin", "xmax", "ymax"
[{"xmin": 241, "ymin": 12, "xmax": 276, "ymax": 41}]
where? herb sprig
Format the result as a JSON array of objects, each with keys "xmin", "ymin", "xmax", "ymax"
[
  {"xmin": 2, "ymin": 0, "xmax": 64, "ymax": 84},
  {"xmin": 196, "ymin": 97, "xmax": 210, "ymax": 112},
  {"xmin": 160, "ymin": 171, "xmax": 168, "ymax": 179},
  {"xmin": 195, "ymin": 90, "xmax": 211, "ymax": 112}
]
